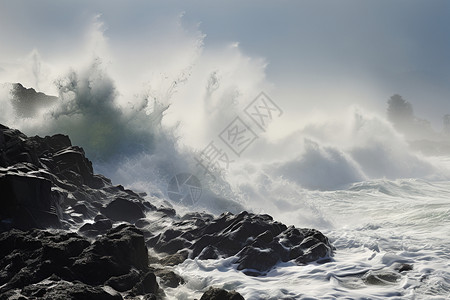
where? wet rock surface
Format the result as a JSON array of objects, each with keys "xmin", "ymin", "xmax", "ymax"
[
  {"xmin": 0, "ymin": 124, "xmax": 154, "ymax": 233},
  {"xmin": 199, "ymin": 287, "xmax": 245, "ymax": 300},
  {"xmin": 150, "ymin": 211, "xmax": 333, "ymax": 275},
  {"xmin": 0, "ymin": 124, "xmax": 336, "ymax": 298},
  {"xmin": 0, "ymin": 225, "xmax": 159, "ymax": 299}
]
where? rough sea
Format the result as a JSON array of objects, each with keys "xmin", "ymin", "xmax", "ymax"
[{"xmin": 1, "ymin": 56, "xmax": 449, "ymax": 300}]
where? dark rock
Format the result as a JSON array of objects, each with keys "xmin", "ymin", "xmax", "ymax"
[
  {"xmin": 0, "ymin": 122, "xmax": 334, "ymax": 296},
  {"xmin": 189, "ymin": 212, "xmax": 288, "ymax": 259},
  {"xmin": 94, "ymin": 214, "xmax": 108, "ymax": 221},
  {"xmin": 105, "ymin": 270, "xmax": 141, "ymax": 292},
  {"xmin": 135, "ymin": 218, "xmax": 151, "ymax": 228},
  {"xmin": 51, "ymin": 146, "xmax": 95, "ymax": 187},
  {"xmin": 102, "ymin": 197, "xmax": 145, "ymax": 223},
  {"xmin": 294, "ymin": 243, "xmax": 332, "ymax": 265},
  {"xmin": 254, "ymin": 230, "xmax": 274, "ymax": 244},
  {"xmin": 73, "ymin": 203, "xmax": 88, "ymax": 215},
  {"xmin": 0, "ymin": 229, "xmax": 89, "ymax": 292},
  {"xmin": 93, "ymin": 218, "xmax": 113, "ymax": 231},
  {"xmin": 0, "ymin": 124, "xmax": 152, "ymax": 230},
  {"xmin": 156, "ymin": 237, "xmax": 191, "ymax": 255},
  {"xmin": 0, "ymin": 127, "xmax": 40, "ymax": 167},
  {"xmin": 0, "ymin": 124, "xmax": 177, "ymax": 297},
  {"xmin": 159, "ymin": 251, "xmax": 189, "ymax": 267},
  {"xmin": 73, "ymin": 224, "xmax": 149, "ymax": 285},
  {"xmin": 181, "ymin": 212, "xmax": 214, "ymax": 222},
  {"xmin": 156, "ymin": 207, "xmax": 176, "ymax": 217},
  {"xmin": 198, "ymin": 245, "xmax": 220, "ymax": 260},
  {"xmin": 393, "ymin": 263, "xmax": 413, "ymax": 273},
  {"xmin": 72, "ymin": 252, "xmax": 130, "ymax": 285},
  {"xmin": 0, "ymin": 172, "xmax": 60, "ymax": 230},
  {"xmin": 151, "ymin": 211, "xmax": 332, "ymax": 275},
  {"xmin": 21, "ymin": 280, "xmax": 123, "ymax": 300},
  {"xmin": 362, "ymin": 270, "xmax": 402, "ymax": 285},
  {"xmin": 95, "ymin": 224, "xmax": 149, "ymax": 270},
  {"xmin": 79, "ymin": 218, "xmax": 112, "ymax": 237},
  {"xmin": 131, "ymin": 271, "xmax": 159, "ymax": 295},
  {"xmin": 155, "ymin": 269, "xmax": 185, "ymax": 288},
  {"xmin": 32, "ymin": 133, "xmax": 72, "ymax": 155},
  {"xmin": 200, "ymin": 287, "xmax": 245, "ymax": 300},
  {"xmin": 235, "ymin": 246, "xmax": 280, "ymax": 275},
  {"xmin": 0, "ymin": 225, "xmax": 150, "ymax": 296},
  {"xmin": 70, "ymin": 215, "xmax": 84, "ymax": 224},
  {"xmin": 79, "ymin": 222, "xmax": 95, "ymax": 233}
]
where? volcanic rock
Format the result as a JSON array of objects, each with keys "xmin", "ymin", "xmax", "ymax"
[
  {"xmin": 0, "ymin": 224, "xmax": 154, "ymax": 298},
  {"xmin": 102, "ymin": 197, "xmax": 146, "ymax": 223},
  {"xmin": 0, "ymin": 124, "xmax": 153, "ymax": 233},
  {"xmin": 0, "ymin": 122, "xmax": 335, "ymax": 298},
  {"xmin": 200, "ymin": 287, "xmax": 245, "ymax": 300},
  {"xmin": 151, "ymin": 211, "xmax": 333, "ymax": 275}
]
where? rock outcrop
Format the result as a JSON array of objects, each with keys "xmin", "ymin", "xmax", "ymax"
[
  {"xmin": 200, "ymin": 287, "xmax": 244, "ymax": 300},
  {"xmin": 149, "ymin": 211, "xmax": 333, "ymax": 276},
  {"xmin": 0, "ymin": 124, "xmax": 334, "ymax": 298},
  {"xmin": 0, "ymin": 123, "xmax": 155, "ymax": 233},
  {"xmin": 0, "ymin": 225, "xmax": 160, "ymax": 299}
]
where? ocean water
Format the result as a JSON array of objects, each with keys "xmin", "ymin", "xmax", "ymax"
[
  {"xmin": 99, "ymin": 143, "xmax": 450, "ymax": 299},
  {"xmin": 1, "ymin": 56, "xmax": 449, "ymax": 300},
  {"xmin": 163, "ymin": 177, "xmax": 450, "ymax": 299}
]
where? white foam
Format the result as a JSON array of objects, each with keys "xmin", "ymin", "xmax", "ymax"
[
  {"xmin": 162, "ymin": 178, "xmax": 450, "ymax": 299},
  {"xmin": 1, "ymin": 14, "xmax": 449, "ymax": 299}
]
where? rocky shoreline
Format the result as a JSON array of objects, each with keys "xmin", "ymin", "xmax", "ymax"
[{"xmin": 0, "ymin": 124, "xmax": 333, "ymax": 299}]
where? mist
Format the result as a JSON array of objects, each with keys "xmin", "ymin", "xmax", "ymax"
[
  {"xmin": 1, "ymin": 3, "xmax": 450, "ymax": 299},
  {"xmin": 0, "ymin": 1, "xmax": 449, "ymax": 199}
]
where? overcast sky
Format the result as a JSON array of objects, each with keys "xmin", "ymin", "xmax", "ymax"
[{"xmin": 0, "ymin": 0, "xmax": 449, "ymax": 130}]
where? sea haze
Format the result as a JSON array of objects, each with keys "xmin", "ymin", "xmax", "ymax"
[{"xmin": 0, "ymin": 1, "xmax": 449, "ymax": 299}]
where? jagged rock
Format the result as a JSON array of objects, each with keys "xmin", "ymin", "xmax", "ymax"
[
  {"xmin": 131, "ymin": 271, "xmax": 159, "ymax": 295},
  {"xmin": 198, "ymin": 245, "xmax": 220, "ymax": 260},
  {"xmin": 20, "ymin": 280, "xmax": 123, "ymax": 300},
  {"xmin": 0, "ymin": 224, "xmax": 150, "ymax": 296},
  {"xmin": 0, "ymin": 172, "xmax": 60, "ymax": 230},
  {"xmin": 152, "ymin": 211, "xmax": 333, "ymax": 275},
  {"xmin": 155, "ymin": 269, "xmax": 185, "ymax": 288},
  {"xmin": 51, "ymin": 146, "xmax": 96, "ymax": 187},
  {"xmin": 73, "ymin": 224, "xmax": 149, "ymax": 285},
  {"xmin": 72, "ymin": 253, "xmax": 130, "ymax": 285},
  {"xmin": 156, "ymin": 207, "xmax": 176, "ymax": 217},
  {"xmin": 0, "ymin": 122, "xmax": 335, "ymax": 299},
  {"xmin": 94, "ymin": 218, "xmax": 113, "ymax": 230},
  {"xmin": 200, "ymin": 287, "xmax": 245, "ymax": 300},
  {"xmin": 102, "ymin": 197, "xmax": 146, "ymax": 223},
  {"xmin": 0, "ymin": 124, "xmax": 154, "ymax": 231},
  {"xmin": 153, "ymin": 228, "xmax": 192, "ymax": 254},
  {"xmin": 159, "ymin": 251, "xmax": 189, "ymax": 267},
  {"xmin": 32, "ymin": 133, "xmax": 72, "ymax": 154},
  {"xmin": 235, "ymin": 246, "xmax": 280, "ymax": 275},
  {"xmin": 0, "ymin": 229, "xmax": 90, "ymax": 292},
  {"xmin": 79, "ymin": 218, "xmax": 112, "ymax": 237},
  {"xmin": 0, "ymin": 126, "xmax": 40, "ymax": 167},
  {"xmin": 135, "ymin": 218, "xmax": 151, "ymax": 228},
  {"xmin": 105, "ymin": 270, "xmax": 141, "ymax": 292}
]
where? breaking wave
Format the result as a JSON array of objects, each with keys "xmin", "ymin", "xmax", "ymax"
[{"xmin": 1, "ymin": 14, "xmax": 449, "ymax": 298}]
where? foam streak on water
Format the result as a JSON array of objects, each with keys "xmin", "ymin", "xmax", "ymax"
[{"xmin": 165, "ymin": 178, "xmax": 450, "ymax": 299}]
